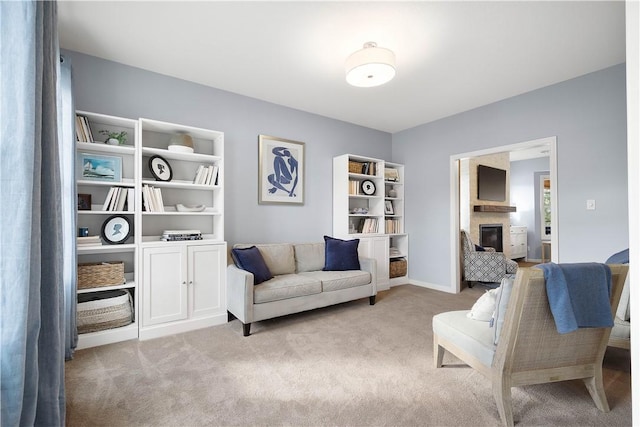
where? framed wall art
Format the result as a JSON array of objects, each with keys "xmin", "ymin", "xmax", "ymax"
[
  {"xmin": 258, "ymin": 135, "xmax": 304, "ymax": 205},
  {"xmin": 149, "ymin": 155, "xmax": 173, "ymax": 181},
  {"xmin": 78, "ymin": 153, "xmax": 122, "ymax": 182}
]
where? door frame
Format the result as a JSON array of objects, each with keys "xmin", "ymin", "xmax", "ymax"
[{"xmin": 450, "ymin": 136, "xmax": 558, "ymax": 293}]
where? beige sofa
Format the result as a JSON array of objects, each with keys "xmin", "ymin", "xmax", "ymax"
[{"xmin": 227, "ymin": 242, "xmax": 377, "ymax": 336}]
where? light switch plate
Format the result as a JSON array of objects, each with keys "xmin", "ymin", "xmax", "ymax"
[{"xmin": 586, "ymin": 199, "xmax": 596, "ymax": 210}]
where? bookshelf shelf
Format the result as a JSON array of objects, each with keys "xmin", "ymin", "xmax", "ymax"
[{"xmin": 333, "ymin": 154, "xmax": 408, "ymax": 289}]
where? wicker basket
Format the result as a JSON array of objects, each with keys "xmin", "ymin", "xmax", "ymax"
[
  {"xmin": 348, "ymin": 161, "xmax": 364, "ymax": 174},
  {"xmin": 77, "ymin": 262, "xmax": 125, "ymax": 289},
  {"xmin": 389, "ymin": 259, "xmax": 407, "ymax": 278},
  {"xmin": 77, "ymin": 289, "xmax": 133, "ymax": 334}
]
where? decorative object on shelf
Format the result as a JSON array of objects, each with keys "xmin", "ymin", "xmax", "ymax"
[
  {"xmin": 77, "ymin": 193, "xmax": 92, "ymax": 210},
  {"xmin": 384, "ymin": 168, "xmax": 399, "ymax": 182},
  {"xmin": 168, "ymin": 133, "xmax": 194, "ymax": 153},
  {"xmin": 345, "ymin": 42, "xmax": 396, "ymax": 88},
  {"xmin": 175, "ymin": 203, "xmax": 206, "ymax": 212},
  {"xmin": 385, "ymin": 200, "xmax": 394, "ymax": 215},
  {"xmin": 350, "ymin": 207, "xmax": 368, "ymax": 215},
  {"xmin": 99, "ymin": 130, "xmax": 127, "ymax": 145},
  {"xmin": 149, "ymin": 155, "xmax": 173, "ymax": 181},
  {"xmin": 78, "ymin": 227, "xmax": 89, "ymax": 237},
  {"xmin": 387, "ymin": 188, "xmax": 397, "ymax": 198},
  {"xmin": 101, "ymin": 215, "xmax": 132, "ymax": 244},
  {"xmin": 77, "ymin": 261, "xmax": 125, "ymax": 289},
  {"xmin": 258, "ymin": 134, "xmax": 305, "ymax": 205},
  {"xmin": 160, "ymin": 229, "xmax": 203, "ymax": 241},
  {"xmin": 360, "ymin": 179, "xmax": 376, "ymax": 196},
  {"xmin": 78, "ymin": 152, "xmax": 122, "ymax": 182}
]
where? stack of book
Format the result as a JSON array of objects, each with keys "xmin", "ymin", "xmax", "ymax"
[
  {"xmin": 142, "ymin": 184, "xmax": 165, "ymax": 212},
  {"xmin": 102, "ymin": 187, "xmax": 134, "ymax": 212},
  {"xmin": 358, "ymin": 218, "xmax": 379, "ymax": 234},
  {"xmin": 385, "ymin": 219, "xmax": 401, "ymax": 234},
  {"xmin": 193, "ymin": 164, "xmax": 219, "ymax": 186},
  {"xmin": 75, "ymin": 114, "xmax": 94, "ymax": 142},
  {"xmin": 77, "ymin": 235, "xmax": 101, "ymax": 246},
  {"xmin": 161, "ymin": 230, "xmax": 203, "ymax": 242}
]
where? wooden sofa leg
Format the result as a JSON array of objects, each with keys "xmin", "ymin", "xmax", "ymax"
[
  {"xmin": 433, "ymin": 337, "xmax": 445, "ymax": 368},
  {"xmin": 369, "ymin": 295, "xmax": 376, "ymax": 305},
  {"xmin": 242, "ymin": 322, "xmax": 251, "ymax": 337},
  {"xmin": 583, "ymin": 367, "xmax": 610, "ymax": 412}
]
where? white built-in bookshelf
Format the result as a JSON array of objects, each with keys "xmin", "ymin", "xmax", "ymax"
[
  {"xmin": 333, "ymin": 154, "xmax": 408, "ymax": 289},
  {"xmin": 74, "ymin": 112, "xmax": 227, "ymax": 348}
]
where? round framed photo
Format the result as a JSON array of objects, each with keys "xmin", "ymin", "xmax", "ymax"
[
  {"xmin": 101, "ymin": 215, "xmax": 132, "ymax": 245},
  {"xmin": 149, "ymin": 155, "xmax": 173, "ymax": 181},
  {"xmin": 360, "ymin": 179, "xmax": 376, "ymax": 196}
]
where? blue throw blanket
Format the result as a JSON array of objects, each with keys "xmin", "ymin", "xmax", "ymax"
[{"xmin": 536, "ymin": 262, "xmax": 613, "ymax": 334}]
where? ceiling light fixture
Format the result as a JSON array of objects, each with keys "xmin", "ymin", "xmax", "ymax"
[{"xmin": 345, "ymin": 42, "xmax": 396, "ymax": 88}]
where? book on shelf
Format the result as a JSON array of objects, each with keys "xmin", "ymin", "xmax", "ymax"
[
  {"xmin": 127, "ymin": 188, "xmax": 135, "ymax": 212},
  {"xmin": 75, "ymin": 114, "xmax": 94, "ymax": 142},
  {"xmin": 161, "ymin": 229, "xmax": 203, "ymax": 241},
  {"xmin": 100, "ymin": 186, "xmax": 130, "ymax": 212},
  {"xmin": 193, "ymin": 164, "xmax": 219, "ymax": 186},
  {"xmin": 142, "ymin": 184, "xmax": 165, "ymax": 212},
  {"xmin": 77, "ymin": 235, "xmax": 101, "ymax": 245},
  {"xmin": 358, "ymin": 218, "xmax": 378, "ymax": 234},
  {"xmin": 385, "ymin": 219, "xmax": 401, "ymax": 234}
]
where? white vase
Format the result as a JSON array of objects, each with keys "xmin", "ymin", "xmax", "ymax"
[{"xmin": 107, "ymin": 138, "xmax": 119, "ymax": 145}]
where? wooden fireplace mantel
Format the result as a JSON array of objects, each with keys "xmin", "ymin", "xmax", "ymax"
[{"xmin": 473, "ymin": 205, "xmax": 517, "ymax": 213}]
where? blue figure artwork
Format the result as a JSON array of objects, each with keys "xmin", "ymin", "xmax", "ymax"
[{"xmin": 268, "ymin": 146, "xmax": 299, "ymax": 197}]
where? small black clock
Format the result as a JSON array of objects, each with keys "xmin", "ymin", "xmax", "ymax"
[{"xmin": 361, "ymin": 179, "xmax": 376, "ymax": 196}]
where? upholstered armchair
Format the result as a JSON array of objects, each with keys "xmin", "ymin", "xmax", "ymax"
[{"xmin": 461, "ymin": 230, "xmax": 518, "ymax": 286}]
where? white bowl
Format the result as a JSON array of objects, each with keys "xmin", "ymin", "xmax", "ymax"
[{"xmin": 168, "ymin": 145, "xmax": 194, "ymax": 154}]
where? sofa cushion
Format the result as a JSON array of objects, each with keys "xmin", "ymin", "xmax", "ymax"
[
  {"xmin": 323, "ymin": 236, "xmax": 360, "ymax": 271},
  {"xmin": 467, "ymin": 288, "xmax": 499, "ymax": 322},
  {"xmin": 231, "ymin": 246, "xmax": 273, "ymax": 285},
  {"xmin": 433, "ymin": 310, "xmax": 496, "ymax": 368},
  {"xmin": 294, "ymin": 242, "xmax": 325, "ymax": 273},
  {"xmin": 299, "ymin": 270, "xmax": 371, "ymax": 292},
  {"xmin": 234, "ymin": 243, "xmax": 296, "ymax": 276},
  {"xmin": 492, "ymin": 277, "xmax": 514, "ymax": 344},
  {"xmin": 253, "ymin": 274, "xmax": 322, "ymax": 304}
]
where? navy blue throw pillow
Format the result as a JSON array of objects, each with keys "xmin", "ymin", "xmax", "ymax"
[
  {"xmin": 323, "ymin": 236, "xmax": 360, "ymax": 271},
  {"xmin": 231, "ymin": 246, "xmax": 273, "ymax": 285},
  {"xmin": 474, "ymin": 244, "xmax": 486, "ymax": 252}
]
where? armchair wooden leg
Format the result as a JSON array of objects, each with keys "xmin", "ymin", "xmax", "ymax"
[
  {"xmin": 369, "ymin": 295, "xmax": 376, "ymax": 305},
  {"xmin": 433, "ymin": 336, "xmax": 445, "ymax": 368},
  {"xmin": 493, "ymin": 375, "xmax": 514, "ymax": 427},
  {"xmin": 583, "ymin": 367, "xmax": 610, "ymax": 412}
]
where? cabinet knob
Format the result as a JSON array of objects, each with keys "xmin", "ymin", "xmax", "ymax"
[
  {"xmin": 182, "ymin": 281, "xmax": 187, "ymax": 285},
  {"xmin": 189, "ymin": 280, "xmax": 193, "ymax": 285}
]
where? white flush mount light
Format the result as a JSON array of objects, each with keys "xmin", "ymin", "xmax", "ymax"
[{"xmin": 345, "ymin": 42, "xmax": 396, "ymax": 88}]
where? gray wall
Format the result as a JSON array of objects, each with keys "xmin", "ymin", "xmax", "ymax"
[
  {"xmin": 392, "ymin": 64, "xmax": 628, "ymax": 290},
  {"xmin": 509, "ymin": 157, "xmax": 550, "ymax": 261},
  {"xmin": 63, "ymin": 50, "xmax": 392, "ymax": 246}
]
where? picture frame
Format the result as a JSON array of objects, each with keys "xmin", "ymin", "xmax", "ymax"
[
  {"xmin": 77, "ymin": 193, "xmax": 92, "ymax": 211},
  {"xmin": 258, "ymin": 135, "xmax": 304, "ymax": 204},
  {"xmin": 101, "ymin": 215, "xmax": 132, "ymax": 245},
  {"xmin": 385, "ymin": 200, "xmax": 394, "ymax": 215},
  {"xmin": 149, "ymin": 155, "xmax": 173, "ymax": 181},
  {"xmin": 78, "ymin": 153, "xmax": 122, "ymax": 182}
]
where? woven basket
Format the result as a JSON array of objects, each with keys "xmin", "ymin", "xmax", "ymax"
[
  {"xmin": 348, "ymin": 161, "xmax": 364, "ymax": 174},
  {"xmin": 389, "ymin": 259, "xmax": 407, "ymax": 278},
  {"xmin": 77, "ymin": 289, "xmax": 132, "ymax": 334},
  {"xmin": 77, "ymin": 262, "xmax": 125, "ymax": 289}
]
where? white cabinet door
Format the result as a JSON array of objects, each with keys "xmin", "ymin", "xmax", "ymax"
[
  {"xmin": 358, "ymin": 236, "xmax": 390, "ymax": 290},
  {"xmin": 142, "ymin": 246, "xmax": 188, "ymax": 326},
  {"xmin": 188, "ymin": 244, "xmax": 225, "ymax": 319}
]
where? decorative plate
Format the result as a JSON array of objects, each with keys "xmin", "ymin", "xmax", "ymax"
[
  {"xmin": 361, "ymin": 179, "xmax": 376, "ymax": 196},
  {"xmin": 149, "ymin": 155, "xmax": 173, "ymax": 181},
  {"xmin": 101, "ymin": 215, "xmax": 132, "ymax": 244}
]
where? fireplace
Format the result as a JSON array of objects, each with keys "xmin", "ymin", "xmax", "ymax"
[{"xmin": 480, "ymin": 224, "xmax": 503, "ymax": 252}]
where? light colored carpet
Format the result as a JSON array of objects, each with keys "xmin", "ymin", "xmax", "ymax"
[{"xmin": 65, "ymin": 285, "xmax": 631, "ymax": 426}]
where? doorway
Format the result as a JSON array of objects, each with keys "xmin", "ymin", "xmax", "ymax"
[{"xmin": 450, "ymin": 137, "xmax": 559, "ymax": 292}]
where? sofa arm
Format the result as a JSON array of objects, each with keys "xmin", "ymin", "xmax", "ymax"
[
  {"xmin": 359, "ymin": 257, "xmax": 378, "ymax": 295},
  {"xmin": 226, "ymin": 264, "xmax": 256, "ymax": 324}
]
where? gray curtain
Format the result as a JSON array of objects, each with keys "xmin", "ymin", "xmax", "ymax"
[
  {"xmin": 58, "ymin": 55, "xmax": 78, "ymax": 360},
  {"xmin": 1, "ymin": 2, "xmax": 66, "ymax": 425}
]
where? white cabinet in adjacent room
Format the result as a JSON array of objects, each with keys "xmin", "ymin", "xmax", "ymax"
[{"xmin": 510, "ymin": 226, "xmax": 527, "ymax": 260}]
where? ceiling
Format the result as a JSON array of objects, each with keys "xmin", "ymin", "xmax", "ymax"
[{"xmin": 57, "ymin": 1, "xmax": 625, "ymax": 134}]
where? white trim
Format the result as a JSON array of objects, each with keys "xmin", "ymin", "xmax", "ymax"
[
  {"xmin": 450, "ymin": 136, "xmax": 558, "ymax": 294},
  {"xmin": 409, "ymin": 279, "xmax": 457, "ymax": 294}
]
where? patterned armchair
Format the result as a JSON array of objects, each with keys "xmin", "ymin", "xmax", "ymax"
[{"xmin": 461, "ymin": 230, "xmax": 518, "ymax": 286}]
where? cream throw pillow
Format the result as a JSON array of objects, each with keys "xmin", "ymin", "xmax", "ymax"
[{"xmin": 467, "ymin": 288, "xmax": 499, "ymax": 322}]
